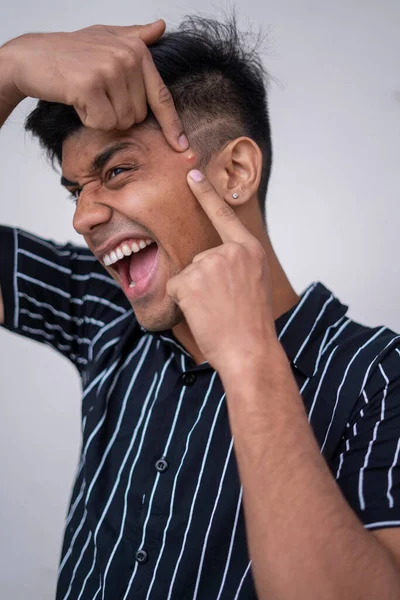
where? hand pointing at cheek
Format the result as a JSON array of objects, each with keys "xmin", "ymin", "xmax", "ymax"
[{"xmin": 166, "ymin": 169, "xmax": 276, "ymax": 373}]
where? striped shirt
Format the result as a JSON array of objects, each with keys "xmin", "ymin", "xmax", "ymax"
[{"xmin": 1, "ymin": 225, "xmax": 400, "ymax": 600}]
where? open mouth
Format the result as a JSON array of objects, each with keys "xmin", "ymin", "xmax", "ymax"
[{"xmin": 105, "ymin": 239, "xmax": 160, "ymax": 299}]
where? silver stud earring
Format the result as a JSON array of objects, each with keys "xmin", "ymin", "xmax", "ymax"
[{"xmin": 232, "ymin": 193, "xmax": 239, "ymax": 199}]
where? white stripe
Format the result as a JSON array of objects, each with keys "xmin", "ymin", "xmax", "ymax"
[
  {"xmin": 321, "ymin": 328, "xmax": 387, "ymax": 453},
  {"xmin": 308, "ymin": 345, "xmax": 338, "ymax": 422},
  {"xmin": 359, "ymin": 333, "xmax": 400, "ymax": 396},
  {"xmin": 99, "ymin": 372, "xmax": 161, "ymax": 598},
  {"xmin": 313, "ymin": 315, "xmax": 346, "ymax": 374},
  {"xmin": 233, "ymin": 561, "xmax": 252, "ymax": 600},
  {"xmin": 192, "ymin": 437, "xmax": 234, "ymax": 600},
  {"xmin": 165, "ymin": 393, "xmax": 226, "ymax": 600},
  {"xmin": 122, "ymin": 358, "xmax": 188, "ymax": 599},
  {"xmin": 84, "ymin": 337, "xmax": 153, "ymax": 505},
  {"xmin": 278, "ymin": 283, "xmax": 317, "ymax": 340},
  {"xmin": 58, "ymin": 509, "xmax": 88, "ymax": 574},
  {"xmin": 65, "ymin": 478, "xmax": 86, "ymax": 529},
  {"xmin": 146, "ymin": 372, "xmax": 220, "ymax": 600},
  {"xmin": 215, "ymin": 487, "xmax": 244, "ymax": 600},
  {"xmin": 20, "ymin": 309, "xmax": 90, "ymax": 344},
  {"xmin": 300, "ymin": 377, "xmax": 310, "ymax": 395},
  {"xmin": 62, "ymin": 531, "xmax": 92, "ymax": 600},
  {"xmin": 159, "ymin": 334, "xmax": 193, "ymax": 359},
  {"xmin": 74, "ymin": 254, "xmax": 97, "ymax": 261},
  {"xmin": 18, "ymin": 293, "xmax": 104, "ymax": 327},
  {"xmin": 82, "ymin": 364, "xmax": 114, "ymax": 400},
  {"xmin": 22, "ymin": 325, "xmax": 55, "ymax": 341},
  {"xmin": 18, "ymin": 272, "xmax": 71, "ymax": 298},
  {"xmin": 64, "ymin": 361, "xmax": 125, "ymax": 529},
  {"xmin": 79, "ymin": 373, "xmax": 159, "ymax": 600},
  {"xmin": 321, "ymin": 318, "xmax": 351, "ymax": 357},
  {"xmin": 89, "ymin": 310, "xmax": 133, "ymax": 361},
  {"xmin": 18, "ymin": 248, "xmax": 72, "ymax": 274},
  {"xmin": 293, "ymin": 295, "xmax": 334, "ymax": 364},
  {"xmin": 358, "ymin": 364, "xmax": 388, "ymax": 511},
  {"xmin": 18, "ymin": 231, "xmax": 95, "ymax": 262},
  {"xmin": 92, "ymin": 585, "xmax": 101, "ymax": 600},
  {"xmin": 70, "ymin": 294, "xmax": 126, "ymax": 314},
  {"xmin": 19, "ymin": 230, "xmax": 72, "ymax": 256},
  {"xmin": 59, "ymin": 337, "xmax": 149, "ymax": 576},
  {"xmin": 387, "ymin": 438, "xmax": 400, "ymax": 508},
  {"xmin": 71, "ymin": 272, "xmax": 119, "ymax": 287},
  {"xmin": 336, "ymin": 453, "xmax": 344, "ymax": 479},
  {"xmin": 13, "ymin": 228, "xmax": 19, "ymax": 328},
  {"xmin": 364, "ymin": 521, "xmax": 400, "ymax": 529},
  {"xmin": 95, "ymin": 337, "xmax": 120, "ymax": 362}
]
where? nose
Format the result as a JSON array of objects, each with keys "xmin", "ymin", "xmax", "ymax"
[{"xmin": 73, "ymin": 190, "xmax": 113, "ymax": 236}]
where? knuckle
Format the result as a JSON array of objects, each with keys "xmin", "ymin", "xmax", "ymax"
[
  {"xmin": 100, "ymin": 61, "xmax": 121, "ymax": 82},
  {"xmin": 80, "ymin": 72, "xmax": 104, "ymax": 92},
  {"xmin": 215, "ymin": 204, "xmax": 235, "ymax": 218},
  {"xmin": 134, "ymin": 106, "xmax": 148, "ymax": 123},
  {"xmin": 158, "ymin": 84, "xmax": 174, "ymax": 106},
  {"xmin": 113, "ymin": 48, "xmax": 137, "ymax": 69},
  {"xmin": 252, "ymin": 242, "xmax": 266, "ymax": 260},
  {"xmin": 95, "ymin": 114, "xmax": 117, "ymax": 131},
  {"xmin": 226, "ymin": 242, "xmax": 243, "ymax": 259}
]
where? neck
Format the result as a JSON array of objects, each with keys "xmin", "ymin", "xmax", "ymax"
[{"xmin": 172, "ymin": 215, "xmax": 299, "ymax": 366}]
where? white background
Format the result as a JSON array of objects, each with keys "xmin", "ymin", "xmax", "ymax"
[{"xmin": 0, "ymin": 1, "xmax": 399, "ymax": 598}]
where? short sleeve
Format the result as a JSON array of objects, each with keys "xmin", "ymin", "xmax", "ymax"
[
  {"xmin": 331, "ymin": 346, "xmax": 400, "ymax": 530},
  {"xmin": 0, "ymin": 226, "xmax": 132, "ymax": 371}
]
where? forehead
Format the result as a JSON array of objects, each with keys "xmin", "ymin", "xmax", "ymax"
[{"xmin": 61, "ymin": 124, "xmax": 159, "ymax": 176}]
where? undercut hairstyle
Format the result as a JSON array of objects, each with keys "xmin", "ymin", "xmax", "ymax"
[{"xmin": 25, "ymin": 15, "xmax": 273, "ymax": 220}]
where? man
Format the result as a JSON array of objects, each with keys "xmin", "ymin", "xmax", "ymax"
[{"xmin": 1, "ymin": 15, "xmax": 400, "ymax": 600}]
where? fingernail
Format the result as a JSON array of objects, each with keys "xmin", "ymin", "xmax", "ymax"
[
  {"xmin": 189, "ymin": 169, "xmax": 204, "ymax": 182},
  {"xmin": 179, "ymin": 134, "xmax": 189, "ymax": 150}
]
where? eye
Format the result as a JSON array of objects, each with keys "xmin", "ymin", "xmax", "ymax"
[
  {"xmin": 106, "ymin": 165, "xmax": 139, "ymax": 182},
  {"xmin": 66, "ymin": 165, "xmax": 139, "ymax": 203},
  {"xmin": 107, "ymin": 166, "xmax": 130, "ymax": 180}
]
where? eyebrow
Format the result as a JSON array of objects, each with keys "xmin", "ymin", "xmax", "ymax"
[{"xmin": 60, "ymin": 141, "xmax": 143, "ymax": 188}]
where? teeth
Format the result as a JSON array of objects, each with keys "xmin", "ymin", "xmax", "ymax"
[
  {"xmin": 103, "ymin": 238, "xmax": 154, "ymax": 266},
  {"xmin": 131, "ymin": 242, "xmax": 140, "ymax": 253},
  {"xmin": 122, "ymin": 244, "xmax": 132, "ymax": 256},
  {"xmin": 129, "ymin": 281, "xmax": 136, "ymax": 288}
]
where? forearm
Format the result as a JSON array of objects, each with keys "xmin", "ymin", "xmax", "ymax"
[
  {"xmin": 0, "ymin": 40, "xmax": 25, "ymax": 128},
  {"xmin": 220, "ymin": 342, "xmax": 400, "ymax": 600}
]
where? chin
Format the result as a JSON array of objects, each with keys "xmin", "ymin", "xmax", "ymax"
[{"xmin": 134, "ymin": 301, "xmax": 185, "ymax": 333}]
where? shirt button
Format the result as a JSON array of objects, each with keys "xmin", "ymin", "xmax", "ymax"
[
  {"xmin": 155, "ymin": 457, "xmax": 169, "ymax": 473},
  {"xmin": 181, "ymin": 372, "xmax": 196, "ymax": 386},
  {"xmin": 135, "ymin": 549, "xmax": 148, "ymax": 564}
]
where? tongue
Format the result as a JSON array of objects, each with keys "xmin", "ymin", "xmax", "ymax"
[{"xmin": 129, "ymin": 244, "xmax": 158, "ymax": 283}]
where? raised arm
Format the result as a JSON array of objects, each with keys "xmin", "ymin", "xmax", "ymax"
[{"xmin": 0, "ymin": 19, "xmax": 188, "ymax": 328}]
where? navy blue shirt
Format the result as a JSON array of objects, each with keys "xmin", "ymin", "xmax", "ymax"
[{"xmin": 2, "ymin": 226, "xmax": 400, "ymax": 600}]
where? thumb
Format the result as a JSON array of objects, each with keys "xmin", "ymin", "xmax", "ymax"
[{"xmin": 120, "ymin": 20, "xmax": 166, "ymax": 45}]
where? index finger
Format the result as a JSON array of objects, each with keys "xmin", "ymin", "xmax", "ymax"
[
  {"xmin": 141, "ymin": 50, "xmax": 189, "ymax": 152},
  {"xmin": 187, "ymin": 169, "xmax": 254, "ymax": 244}
]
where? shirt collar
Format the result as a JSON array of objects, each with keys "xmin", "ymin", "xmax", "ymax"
[
  {"xmin": 141, "ymin": 281, "xmax": 348, "ymax": 377},
  {"xmin": 275, "ymin": 282, "xmax": 348, "ymax": 378}
]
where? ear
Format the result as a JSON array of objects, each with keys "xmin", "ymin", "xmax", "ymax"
[{"xmin": 204, "ymin": 137, "xmax": 263, "ymax": 207}]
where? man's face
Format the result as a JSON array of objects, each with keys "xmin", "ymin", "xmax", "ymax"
[{"xmin": 61, "ymin": 124, "xmax": 222, "ymax": 331}]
